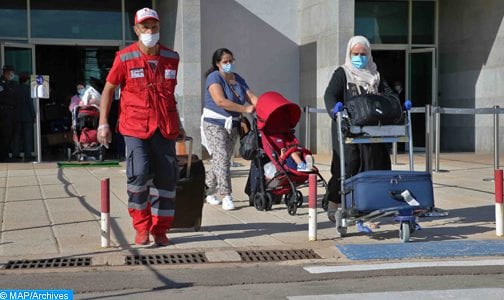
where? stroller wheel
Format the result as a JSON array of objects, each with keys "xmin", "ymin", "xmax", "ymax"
[
  {"xmin": 287, "ymin": 202, "xmax": 297, "ymax": 216},
  {"xmin": 249, "ymin": 194, "xmax": 255, "ymax": 207},
  {"xmin": 265, "ymin": 193, "xmax": 273, "ymax": 211},
  {"xmin": 99, "ymin": 146, "xmax": 106, "ymax": 161},
  {"xmin": 321, "ymin": 194, "xmax": 329, "ymax": 212},
  {"xmin": 66, "ymin": 148, "xmax": 72, "ymax": 161},
  {"xmin": 253, "ymin": 193, "xmax": 266, "ymax": 211},
  {"xmin": 295, "ymin": 191, "xmax": 303, "ymax": 208}
]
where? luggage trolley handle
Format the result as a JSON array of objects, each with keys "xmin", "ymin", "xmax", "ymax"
[{"xmin": 177, "ymin": 136, "xmax": 193, "ymax": 179}]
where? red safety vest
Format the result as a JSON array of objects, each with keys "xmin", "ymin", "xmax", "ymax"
[{"xmin": 116, "ymin": 43, "xmax": 180, "ymax": 140}]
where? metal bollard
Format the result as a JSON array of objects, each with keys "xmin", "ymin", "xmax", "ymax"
[
  {"xmin": 101, "ymin": 178, "xmax": 110, "ymax": 247},
  {"xmin": 435, "ymin": 109, "xmax": 441, "ymax": 172},
  {"xmin": 494, "ymin": 105, "xmax": 500, "ymax": 170},
  {"xmin": 305, "ymin": 106, "xmax": 311, "ymax": 150},
  {"xmin": 308, "ymin": 174, "xmax": 317, "ymax": 241},
  {"xmin": 495, "ymin": 170, "xmax": 503, "ymax": 237},
  {"xmin": 425, "ymin": 104, "xmax": 433, "ymax": 174}
]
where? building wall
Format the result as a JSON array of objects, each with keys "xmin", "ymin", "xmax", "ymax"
[
  {"xmin": 201, "ymin": 0, "xmax": 300, "ymax": 105},
  {"xmin": 196, "ymin": 0, "xmax": 300, "ymax": 156},
  {"xmin": 299, "ymin": 0, "xmax": 354, "ymax": 153},
  {"xmin": 439, "ymin": 0, "xmax": 504, "ymax": 152}
]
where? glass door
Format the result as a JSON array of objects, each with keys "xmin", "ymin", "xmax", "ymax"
[
  {"xmin": 409, "ymin": 48, "xmax": 436, "ymax": 149},
  {"xmin": 1, "ymin": 43, "xmax": 38, "ymax": 161},
  {"xmin": 1, "ymin": 43, "xmax": 35, "ymax": 76}
]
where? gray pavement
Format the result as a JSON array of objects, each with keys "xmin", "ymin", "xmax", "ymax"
[{"xmin": 0, "ymin": 152, "xmax": 503, "ymax": 266}]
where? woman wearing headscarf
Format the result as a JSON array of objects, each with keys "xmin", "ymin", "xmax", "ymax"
[{"xmin": 324, "ymin": 35, "xmax": 395, "ymax": 222}]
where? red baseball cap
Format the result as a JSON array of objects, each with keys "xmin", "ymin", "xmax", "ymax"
[{"xmin": 134, "ymin": 8, "xmax": 159, "ymax": 24}]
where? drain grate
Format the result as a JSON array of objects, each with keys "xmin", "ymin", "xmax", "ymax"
[
  {"xmin": 3, "ymin": 257, "xmax": 92, "ymax": 270},
  {"xmin": 238, "ymin": 249, "xmax": 321, "ymax": 263},
  {"xmin": 125, "ymin": 253, "xmax": 208, "ymax": 265}
]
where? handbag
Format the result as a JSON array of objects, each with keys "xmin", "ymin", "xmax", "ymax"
[
  {"xmin": 239, "ymin": 115, "xmax": 259, "ymax": 160},
  {"xmin": 345, "ymin": 93, "xmax": 403, "ymax": 126},
  {"xmin": 239, "ymin": 128, "xmax": 258, "ymax": 160}
]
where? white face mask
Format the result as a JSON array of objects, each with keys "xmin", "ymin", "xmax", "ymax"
[{"xmin": 139, "ymin": 32, "xmax": 159, "ymax": 48}]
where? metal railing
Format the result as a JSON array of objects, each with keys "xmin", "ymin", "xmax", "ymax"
[
  {"xmin": 429, "ymin": 105, "xmax": 503, "ymax": 172},
  {"xmin": 303, "ymin": 105, "xmax": 504, "ymax": 173}
]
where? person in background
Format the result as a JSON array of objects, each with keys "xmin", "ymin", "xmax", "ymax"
[
  {"xmin": 0, "ymin": 65, "xmax": 20, "ymax": 162},
  {"xmin": 68, "ymin": 81, "xmax": 85, "ymax": 112},
  {"xmin": 98, "ymin": 7, "xmax": 184, "ymax": 246},
  {"xmin": 323, "ymin": 35, "xmax": 393, "ymax": 223},
  {"xmin": 11, "ymin": 72, "xmax": 35, "ymax": 161},
  {"xmin": 392, "ymin": 80, "xmax": 405, "ymax": 101},
  {"xmin": 201, "ymin": 48, "xmax": 257, "ymax": 210}
]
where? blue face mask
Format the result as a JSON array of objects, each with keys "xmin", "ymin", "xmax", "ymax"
[
  {"xmin": 221, "ymin": 63, "xmax": 235, "ymax": 73},
  {"xmin": 351, "ymin": 55, "xmax": 368, "ymax": 69},
  {"xmin": 77, "ymin": 88, "xmax": 85, "ymax": 96}
]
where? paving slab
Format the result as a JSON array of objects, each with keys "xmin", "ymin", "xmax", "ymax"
[{"xmin": 0, "ymin": 152, "xmax": 503, "ymax": 264}]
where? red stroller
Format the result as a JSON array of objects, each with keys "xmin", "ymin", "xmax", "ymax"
[
  {"xmin": 245, "ymin": 91, "xmax": 328, "ymax": 215},
  {"xmin": 71, "ymin": 105, "xmax": 105, "ymax": 161}
]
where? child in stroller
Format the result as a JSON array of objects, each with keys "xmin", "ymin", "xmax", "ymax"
[
  {"xmin": 71, "ymin": 105, "xmax": 105, "ymax": 161},
  {"xmin": 245, "ymin": 91, "xmax": 327, "ymax": 215}
]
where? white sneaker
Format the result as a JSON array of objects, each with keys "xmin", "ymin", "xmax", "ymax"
[
  {"xmin": 206, "ymin": 194, "xmax": 221, "ymax": 205},
  {"xmin": 222, "ymin": 195, "xmax": 235, "ymax": 211}
]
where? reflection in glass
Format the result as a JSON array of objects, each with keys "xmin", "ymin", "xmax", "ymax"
[
  {"xmin": 4, "ymin": 47, "xmax": 32, "ymax": 75},
  {"xmin": 125, "ymin": 0, "xmax": 153, "ymax": 41},
  {"xmin": 355, "ymin": 1, "xmax": 408, "ymax": 44},
  {"xmin": 30, "ymin": 0, "xmax": 121, "ymax": 39},
  {"xmin": 0, "ymin": 0, "xmax": 27, "ymax": 38},
  {"xmin": 413, "ymin": 1, "xmax": 435, "ymax": 44}
]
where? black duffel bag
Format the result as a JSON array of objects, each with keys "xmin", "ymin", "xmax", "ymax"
[{"xmin": 345, "ymin": 93, "xmax": 403, "ymax": 126}]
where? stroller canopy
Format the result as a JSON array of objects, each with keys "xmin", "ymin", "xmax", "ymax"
[{"xmin": 256, "ymin": 91, "xmax": 301, "ymax": 133}]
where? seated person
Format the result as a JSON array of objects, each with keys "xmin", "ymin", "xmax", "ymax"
[
  {"xmin": 68, "ymin": 82, "xmax": 85, "ymax": 112},
  {"xmin": 280, "ymin": 146, "xmax": 314, "ymax": 172},
  {"xmin": 271, "ymin": 130, "xmax": 313, "ymax": 172}
]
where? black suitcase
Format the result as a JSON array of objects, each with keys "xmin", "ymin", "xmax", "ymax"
[{"xmin": 172, "ymin": 137, "xmax": 205, "ymax": 231}]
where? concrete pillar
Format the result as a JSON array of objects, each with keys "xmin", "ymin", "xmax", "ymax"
[{"xmin": 159, "ymin": 0, "xmax": 203, "ymax": 156}]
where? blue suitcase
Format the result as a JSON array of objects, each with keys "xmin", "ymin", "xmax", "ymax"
[{"xmin": 344, "ymin": 170, "xmax": 434, "ymax": 214}]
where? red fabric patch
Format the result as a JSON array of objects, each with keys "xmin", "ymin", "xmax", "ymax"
[{"xmin": 80, "ymin": 128, "xmax": 97, "ymax": 144}]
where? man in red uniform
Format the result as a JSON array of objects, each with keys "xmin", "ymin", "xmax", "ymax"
[{"xmin": 98, "ymin": 7, "xmax": 184, "ymax": 246}]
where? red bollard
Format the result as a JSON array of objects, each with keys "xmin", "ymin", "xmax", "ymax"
[
  {"xmin": 495, "ymin": 170, "xmax": 503, "ymax": 237},
  {"xmin": 308, "ymin": 174, "xmax": 317, "ymax": 241},
  {"xmin": 101, "ymin": 178, "xmax": 110, "ymax": 247}
]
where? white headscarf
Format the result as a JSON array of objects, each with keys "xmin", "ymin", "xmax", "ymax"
[{"xmin": 341, "ymin": 35, "xmax": 381, "ymax": 94}]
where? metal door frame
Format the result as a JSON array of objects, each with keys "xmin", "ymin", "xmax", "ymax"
[{"xmin": 410, "ymin": 47, "xmax": 437, "ymax": 106}]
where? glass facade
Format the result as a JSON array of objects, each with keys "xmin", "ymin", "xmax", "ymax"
[
  {"xmin": 31, "ymin": 0, "xmax": 122, "ymax": 40},
  {"xmin": 4, "ymin": 46, "xmax": 32, "ymax": 75},
  {"xmin": 355, "ymin": 0, "xmax": 436, "ymax": 46},
  {"xmin": 0, "ymin": 0, "xmax": 27, "ymax": 39},
  {"xmin": 0, "ymin": 0, "xmax": 154, "ymax": 42},
  {"xmin": 412, "ymin": 1, "xmax": 435, "ymax": 44},
  {"xmin": 355, "ymin": 1, "xmax": 409, "ymax": 44}
]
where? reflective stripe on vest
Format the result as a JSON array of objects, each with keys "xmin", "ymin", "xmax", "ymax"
[
  {"xmin": 120, "ymin": 51, "xmax": 142, "ymax": 62},
  {"xmin": 160, "ymin": 49, "xmax": 179, "ymax": 60}
]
